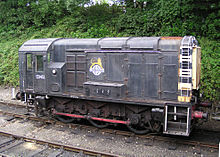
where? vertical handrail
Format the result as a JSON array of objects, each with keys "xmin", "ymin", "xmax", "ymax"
[
  {"xmin": 164, "ymin": 105, "xmax": 168, "ymax": 132},
  {"xmin": 186, "ymin": 107, "xmax": 190, "ymax": 135}
]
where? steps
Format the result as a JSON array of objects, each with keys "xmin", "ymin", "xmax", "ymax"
[{"xmin": 164, "ymin": 104, "xmax": 191, "ymax": 136}]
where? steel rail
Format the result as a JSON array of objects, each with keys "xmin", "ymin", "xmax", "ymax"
[
  {"xmin": 0, "ymin": 131, "xmax": 120, "ymax": 157},
  {"xmin": 0, "ymin": 100, "xmax": 27, "ymax": 108}
]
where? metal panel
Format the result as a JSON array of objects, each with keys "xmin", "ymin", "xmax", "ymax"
[
  {"xmin": 48, "ymin": 62, "xmax": 65, "ymax": 93},
  {"xmin": 76, "ymin": 55, "xmax": 86, "ymax": 61},
  {"xmin": 107, "ymin": 54, "xmax": 125, "ymax": 82},
  {"xmin": 66, "ymin": 71, "xmax": 75, "ymax": 87},
  {"xmin": 66, "ymin": 53, "xmax": 87, "ymax": 90},
  {"xmin": 66, "ymin": 62, "xmax": 75, "ymax": 70},
  {"xmin": 53, "ymin": 39, "xmax": 99, "ymax": 63},
  {"xmin": 54, "ymin": 38, "xmax": 99, "ymax": 48},
  {"xmin": 53, "ymin": 44, "xmax": 65, "ymax": 62},
  {"xmin": 76, "ymin": 63, "xmax": 86, "ymax": 71},
  {"xmin": 26, "ymin": 71, "xmax": 33, "ymax": 89},
  {"xmin": 19, "ymin": 38, "xmax": 59, "ymax": 52},
  {"xmin": 127, "ymin": 37, "xmax": 160, "ymax": 50},
  {"xmin": 128, "ymin": 54, "xmax": 143, "ymax": 97},
  {"xmin": 84, "ymin": 81, "xmax": 125, "ymax": 98},
  {"xmin": 99, "ymin": 37, "xmax": 129, "ymax": 49},
  {"xmin": 144, "ymin": 64, "xmax": 158, "ymax": 97},
  {"xmin": 76, "ymin": 55, "xmax": 86, "ymax": 71},
  {"xmin": 128, "ymin": 54, "xmax": 142, "ymax": 63},
  {"xmin": 76, "ymin": 72, "xmax": 86, "ymax": 87},
  {"xmin": 144, "ymin": 54, "xmax": 159, "ymax": 98},
  {"xmin": 128, "ymin": 64, "xmax": 143, "ymax": 97},
  {"xmin": 162, "ymin": 54, "xmax": 178, "ymax": 100},
  {"xmin": 67, "ymin": 55, "xmax": 75, "ymax": 61},
  {"xmin": 66, "ymin": 54, "xmax": 75, "ymax": 71},
  {"xmin": 159, "ymin": 39, "xmax": 181, "ymax": 52}
]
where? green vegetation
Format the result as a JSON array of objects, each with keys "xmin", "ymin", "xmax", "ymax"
[
  {"xmin": 0, "ymin": 0, "xmax": 219, "ymax": 101},
  {"xmin": 200, "ymin": 38, "xmax": 220, "ymax": 101}
]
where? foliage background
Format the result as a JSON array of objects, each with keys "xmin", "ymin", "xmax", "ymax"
[{"xmin": 0, "ymin": 0, "xmax": 219, "ymax": 102}]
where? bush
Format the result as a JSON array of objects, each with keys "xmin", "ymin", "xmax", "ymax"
[
  {"xmin": 0, "ymin": 40, "xmax": 22, "ymax": 86},
  {"xmin": 199, "ymin": 38, "xmax": 220, "ymax": 102}
]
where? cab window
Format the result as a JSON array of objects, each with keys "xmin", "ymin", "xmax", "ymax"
[
  {"xmin": 36, "ymin": 55, "xmax": 44, "ymax": 72},
  {"xmin": 47, "ymin": 52, "xmax": 51, "ymax": 63},
  {"xmin": 26, "ymin": 54, "xmax": 32, "ymax": 71}
]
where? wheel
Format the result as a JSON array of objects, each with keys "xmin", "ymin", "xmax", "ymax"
[
  {"xmin": 151, "ymin": 121, "xmax": 162, "ymax": 132},
  {"xmin": 15, "ymin": 91, "xmax": 21, "ymax": 100},
  {"xmin": 127, "ymin": 123, "xmax": 150, "ymax": 134},
  {"xmin": 88, "ymin": 118, "xmax": 109, "ymax": 128},
  {"xmin": 56, "ymin": 115, "xmax": 75, "ymax": 123}
]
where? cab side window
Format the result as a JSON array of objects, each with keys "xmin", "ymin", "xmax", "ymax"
[
  {"xmin": 27, "ymin": 54, "xmax": 33, "ymax": 71},
  {"xmin": 36, "ymin": 55, "xmax": 44, "ymax": 72},
  {"xmin": 47, "ymin": 52, "xmax": 51, "ymax": 63}
]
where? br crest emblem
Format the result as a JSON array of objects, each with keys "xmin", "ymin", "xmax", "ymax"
[{"xmin": 89, "ymin": 57, "xmax": 104, "ymax": 76}]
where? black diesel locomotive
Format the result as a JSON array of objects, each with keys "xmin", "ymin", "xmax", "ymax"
[{"xmin": 18, "ymin": 36, "xmax": 207, "ymax": 136}]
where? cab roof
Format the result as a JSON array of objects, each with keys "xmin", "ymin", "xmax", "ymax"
[
  {"xmin": 19, "ymin": 38, "xmax": 60, "ymax": 52},
  {"xmin": 19, "ymin": 37, "xmax": 192, "ymax": 53}
]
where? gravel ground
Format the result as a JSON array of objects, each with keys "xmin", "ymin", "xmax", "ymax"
[
  {"xmin": 0, "ymin": 86, "xmax": 219, "ymax": 157},
  {"xmin": 0, "ymin": 86, "xmax": 24, "ymax": 105},
  {"xmin": 0, "ymin": 115, "xmax": 218, "ymax": 157}
]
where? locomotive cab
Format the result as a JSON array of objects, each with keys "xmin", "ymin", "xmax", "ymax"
[{"xmin": 18, "ymin": 38, "xmax": 59, "ymax": 96}]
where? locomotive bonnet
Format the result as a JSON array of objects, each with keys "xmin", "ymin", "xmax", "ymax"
[{"xmin": 18, "ymin": 36, "xmax": 206, "ymax": 136}]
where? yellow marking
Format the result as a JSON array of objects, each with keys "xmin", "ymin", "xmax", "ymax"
[
  {"xmin": 192, "ymin": 47, "xmax": 201, "ymax": 89},
  {"xmin": 90, "ymin": 58, "xmax": 103, "ymax": 69},
  {"xmin": 178, "ymin": 96, "xmax": 191, "ymax": 102},
  {"xmin": 178, "ymin": 83, "xmax": 192, "ymax": 90},
  {"xmin": 89, "ymin": 57, "xmax": 104, "ymax": 76}
]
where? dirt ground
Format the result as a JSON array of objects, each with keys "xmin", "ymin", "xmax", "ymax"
[
  {"xmin": 0, "ymin": 114, "xmax": 218, "ymax": 157},
  {"xmin": 0, "ymin": 86, "xmax": 21, "ymax": 104}
]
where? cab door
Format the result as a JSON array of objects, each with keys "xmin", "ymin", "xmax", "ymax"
[
  {"xmin": 25, "ymin": 53, "xmax": 34, "ymax": 91},
  {"xmin": 33, "ymin": 53, "xmax": 47, "ymax": 93}
]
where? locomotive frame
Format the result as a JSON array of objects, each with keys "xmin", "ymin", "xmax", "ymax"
[{"xmin": 18, "ymin": 36, "xmax": 206, "ymax": 136}]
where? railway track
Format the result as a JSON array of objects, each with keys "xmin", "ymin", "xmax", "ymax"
[
  {"xmin": 0, "ymin": 100, "xmax": 219, "ymax": 152},
  {"xmin": 0, "ymin": 130, "xmax": 119, "ymax": 157}
]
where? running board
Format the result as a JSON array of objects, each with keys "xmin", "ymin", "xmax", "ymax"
[{"xmin": 163, "ymin": 104, "xmax": 191, "ymax": 136}]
